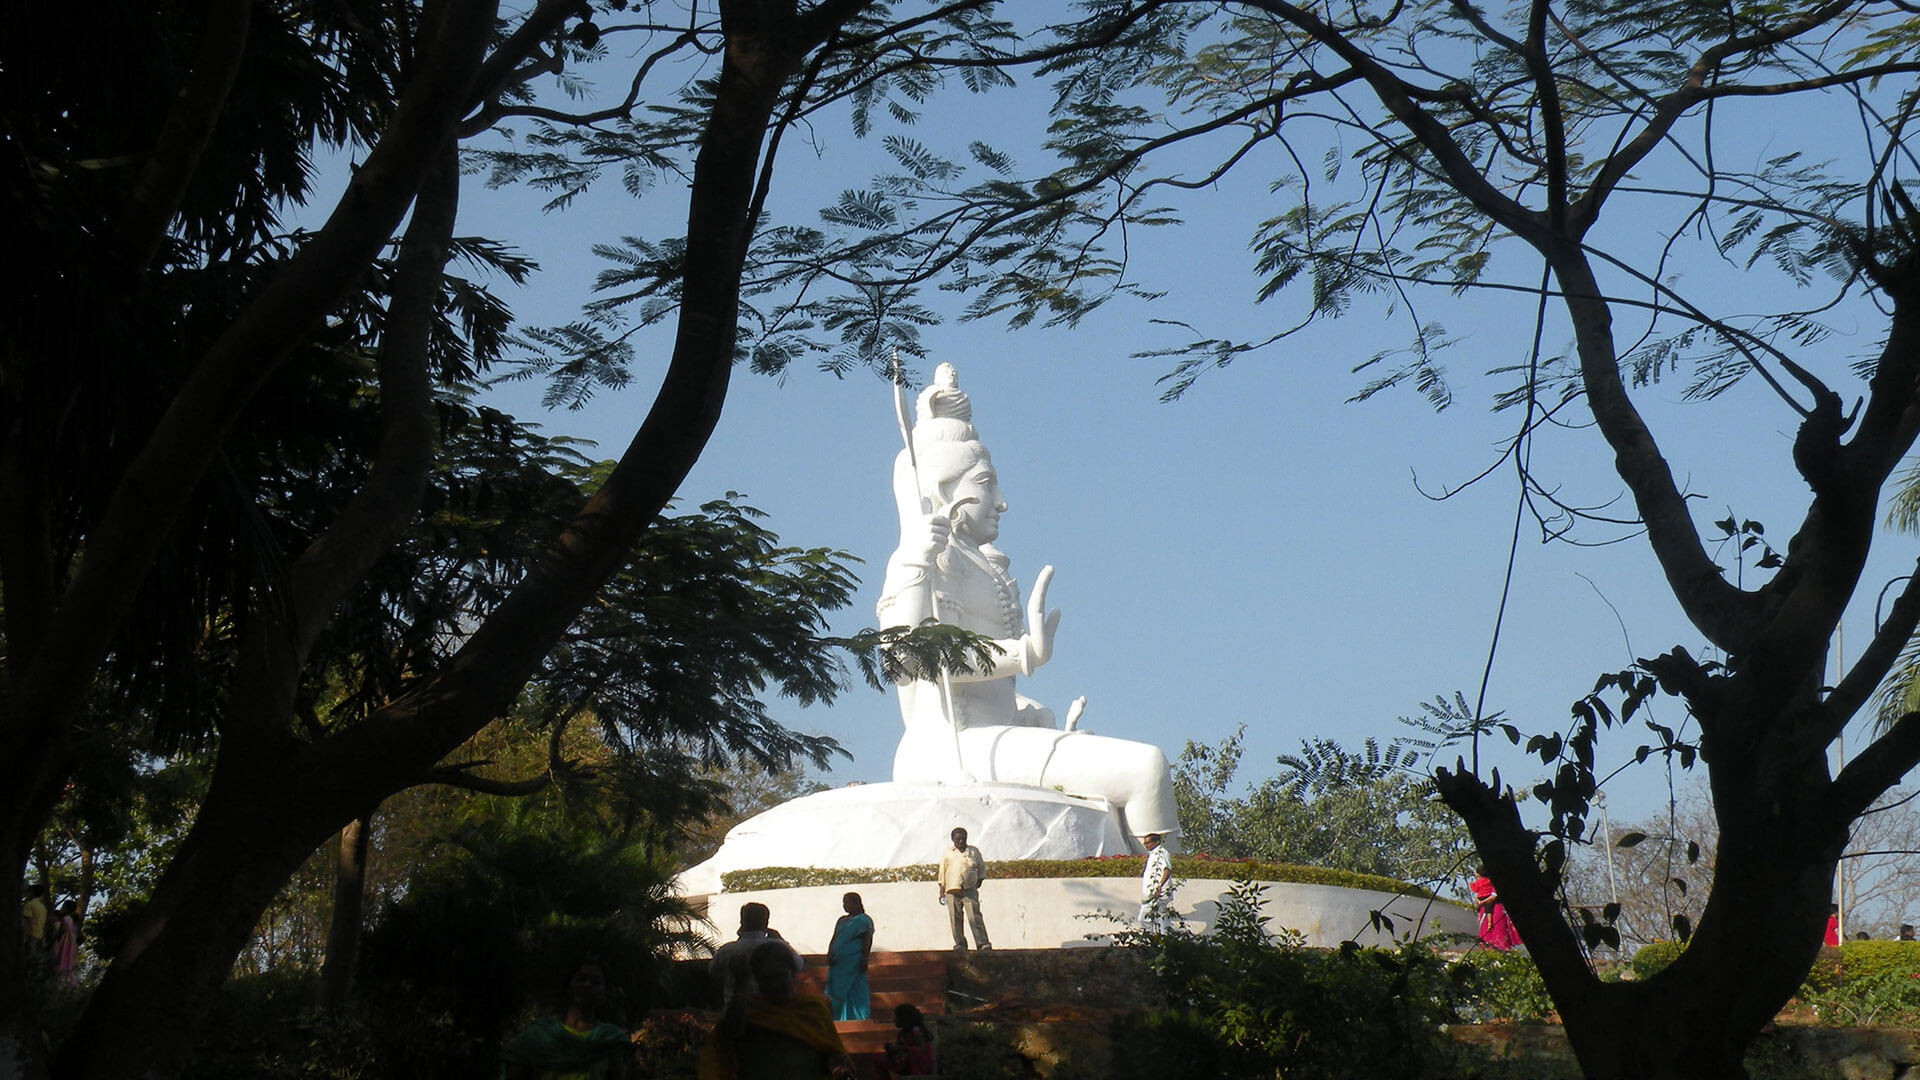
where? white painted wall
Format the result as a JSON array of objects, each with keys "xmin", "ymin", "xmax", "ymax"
[{"xmin": 704, "ymin": 877, "xmax": 1476, "ymax": 954}]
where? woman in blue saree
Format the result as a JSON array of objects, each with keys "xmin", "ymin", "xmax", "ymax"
[{"xmin": 825, "ymin": 892, "xmax": 874, "ymax": 1021}]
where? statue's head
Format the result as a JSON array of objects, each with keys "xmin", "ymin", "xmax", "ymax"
[{"xmin": 899, "ymin": 363, "xmax": 1006, "ymax": 543}]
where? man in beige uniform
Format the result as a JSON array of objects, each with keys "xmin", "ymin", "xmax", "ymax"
[{"xmin": 936, "ymin": 827, "xmax": 991, "ymax": 951}]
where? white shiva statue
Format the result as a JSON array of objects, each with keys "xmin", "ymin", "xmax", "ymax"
[
  {"xmin": 877, "ymin": 363, "xmax": 1179, "ymax": 841},
  {"xmin": 674, "ymin": 361, "xmax": 1179, "ymax": 898}
]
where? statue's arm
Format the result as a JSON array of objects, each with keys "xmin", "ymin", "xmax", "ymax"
[{"xmin": 878, "ymin": 556, "xmax": 1061, "ymax": 683}]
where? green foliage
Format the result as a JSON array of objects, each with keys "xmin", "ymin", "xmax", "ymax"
[
  {"xmin": 185, "ymin": 969, "xmax": 380, "ymax": 1080},
  {"xmin": 1110, "ymin": 880, "xmax": 1465, "ymax": 1079},
  {"xmin": 1104, "ymin": 1011, "xmax": 1225, "ymax": 1080},
  {"xmin": 354, "ymin": 798, "xmax": 701, "ymax": 1077},
  {"xmin": 1631, "ymin": 940, "xmax": 1687, "ymax": 981},
  {"xmin": 836, "ymin": 621, "xmax": 1004, "ymax": 692},
  {"xmin": 1801, "ymin": 947, "xmax": 1847, "ymax": 996},
  {"xmin": 724, "ymin": 865, "xmax": 936, "ymax": 890},
  {"xmin": 537, "ymin": 493, "xmax": 863, "ymax": 777},
  {"xmin": 1173, "ymin": 727, "xmax": 1474, "ymax": 894},
  {"xmin": 475, "ymin": 5, "xmax": 1247, "ymax": 400},
  {"xmin": 1836, "ymin": 940, "xmax": 1920, "ymax": 982},
  {"xmin": 1448, "ymin": 950, "xmax": 1555, "ymax": 1023},
  {"xmin": 720, "ymin": 857, "xmax": 1444, "ymax": 897},
  {"xmin": 930, "ymin": 1021, "xmax": 1031, "ymax": 1080},
  {"xmin": 1794, "ymin": 941, "xmax": 1920, "ymax": 1026}
]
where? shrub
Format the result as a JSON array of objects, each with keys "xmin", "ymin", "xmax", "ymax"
[
  {"xmin": 932, "ymin": 1020, "xmax": 1030, "ymax": 1080},
  {"xmin": 1800, "ymin": 946, "xmax": 1845, "ymax": 995},
  {"xmin": 1105, "ymin": 1010, "xmax": 1230, "ymax": 1080},
  {"xmin": 1110, "ymin": 878, "xmax": 1464, "ymax": 1080},
  {"xmin": 355, "ymin": 800, "xmax": 702, "ymax": 1077},
  {"xmin": 1631, "ymin": 940, "xmax": 1686, "ymax": 981},
  {"xmin": 186, "ymin": 969, "xmax": 379, "ymax": 1080},
  {"xmin": 1839, "ymin": 940, "xmax": 1920, "ymax": 983},
  {"xmin": 1448, "ymin": 949, "xmax": 1554, "ymax": 1022},
  {"xmin": 1797, "ymin": 941, "xmax": 1920, "ymax": 1026}
]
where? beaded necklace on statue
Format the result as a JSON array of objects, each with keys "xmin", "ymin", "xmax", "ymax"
[{"xmin": 946, "ymin": 539, "xmax": 1022, "ymax": 637}]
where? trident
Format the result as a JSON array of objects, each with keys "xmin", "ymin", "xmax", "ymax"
[{"xmin": 889, "ymin": 349, "xmax": 975, "ymax": 782}]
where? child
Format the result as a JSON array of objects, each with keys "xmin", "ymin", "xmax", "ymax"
[{"xmin": 883, "ymin": 1003, "xmax": 935, "ymax": 1078}]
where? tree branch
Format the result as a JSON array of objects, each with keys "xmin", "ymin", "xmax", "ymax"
[
  {"xmin": 1433, "ymin": 763, "xmax": 1601, "ymax": 1013},
  {"xmin": 425, "ymin": 763, "xmax": 556, "ymax": 796},
  {"xmin": 288, "ymin": 138, "xmax": 460, "ymax": 663},
  {"xmin": 307, "ymin": 0, "xmax": 852, "ymax": 798},
  {"xmin": 1236, "ymin": 0, "xmax": 1548, "ymax": 247},
  {"xmin": 0, "ymin": 0, "xmax": 505, "ymax": 793},
  {"xmin": 1841, "ymin": 262, "xmax": 1920, "ymax": 495},
  {"xmin": 1826, "ymin": 561, "xmax": 1920, "ymax": 738},
  {"xmin": 1570, "ymin": 0, "xmax": 1855, "ymax": 233},
  {"xmin": 1553, "ymin": 254, "xmax": 1753, "ymax": 648},
  {"xmin": 461, "ymin": 0, "xmax": 580, "ymax": 127},
  {"xmin": 1834, "ymin": 711, "xmax": 1920, "ymax": 823}
]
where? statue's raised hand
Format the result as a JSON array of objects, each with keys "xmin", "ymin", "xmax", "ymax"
[{"xmin": 1024, "ymin": 564, "xmax": 1062, "ymax": 669}]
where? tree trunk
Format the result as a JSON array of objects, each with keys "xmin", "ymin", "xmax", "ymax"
[
  {"xmin": 53, "ymin": 759, "xmax": 345, "ymax": 1079},
  {"xmin": 1444, "ymin": 687, "xmax": 1850, "ymax": 1080},
  {"xmin": 0, "ymin": 835, "xmax": 43, "ymax": 1080},
  {"xmin": 1554, "ymin": 832, "xmax": 1840, "ymax": 1079},
  {"xmin": 37, "ymin": 6, "xmax": 843, "ymax": 1077},
  {"xmin": 318, "ymin": 815, "xmax": 372, "ymax": 1011}
]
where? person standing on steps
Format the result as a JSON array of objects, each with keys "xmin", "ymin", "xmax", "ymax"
[
  {"xmin": 936, "ymin": 826, "xmax": 990, "ymax": 951},
  {"xmin": 825, "ymin": 891, "xmax": 873, "ymax": 1020}
]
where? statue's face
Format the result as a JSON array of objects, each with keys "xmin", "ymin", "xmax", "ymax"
[{"xmin": 945, "ymin": 454, "xmax": 1005, "ymax": 543}]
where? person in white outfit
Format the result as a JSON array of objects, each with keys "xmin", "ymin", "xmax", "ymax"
[{"xmin": 1139, "ymin": 832, "xmax": 1174, "ymax": 932}]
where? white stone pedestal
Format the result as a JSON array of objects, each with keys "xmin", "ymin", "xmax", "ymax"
[{"xmin": 677, "ymin": 781, "xmax": 1136, "ymax": 897}]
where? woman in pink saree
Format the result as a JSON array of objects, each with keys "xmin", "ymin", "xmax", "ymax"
[{"xmin": 1470, "ymin": 869, "xmax": 1522, "ymax": 950}]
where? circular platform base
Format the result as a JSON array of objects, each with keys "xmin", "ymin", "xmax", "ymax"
[{"xmin": 678, "ymin": 781, "xmax": 1135, "ymax": 897}]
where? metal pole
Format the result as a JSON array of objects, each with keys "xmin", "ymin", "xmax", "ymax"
[
  {"xmin": 1597, "ymin": 791, "xmax": 1618, "ymax": 908},
  {"xmin": 1833, "ymin": 623, "xmax": 1847, "ymax": 941}
]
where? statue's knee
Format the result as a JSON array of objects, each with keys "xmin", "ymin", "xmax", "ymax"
[{"xmin": 1125, "ymin": 743, "xmax": 1172, "ymax": 778}]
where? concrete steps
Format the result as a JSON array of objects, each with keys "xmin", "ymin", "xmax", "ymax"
[{"xmin": 798, "ymin": 949, "xmax": 949, "ymax": 1058}]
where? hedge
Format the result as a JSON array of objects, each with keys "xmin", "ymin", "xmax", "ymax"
[
  {"xmin": 1835, "ymin": 940, "xmax": 1920, "ymax": 983},
  {"xmin": 1629, "ymin": 938, "xmax": 1920, "ymax": 994},
  {"xmin": 719, "ymin": 856, "xmax": 1448, "ymax": 900}
]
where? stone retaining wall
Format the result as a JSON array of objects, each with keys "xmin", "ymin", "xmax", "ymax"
[{"xmin": 712, "ymin": 876, "xmax": 1472, "ymax": 952}]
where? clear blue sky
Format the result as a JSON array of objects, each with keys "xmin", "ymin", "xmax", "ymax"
[{"xmin": 440, "ymin": 16, "xmax": 1912, "ymax": 828}]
